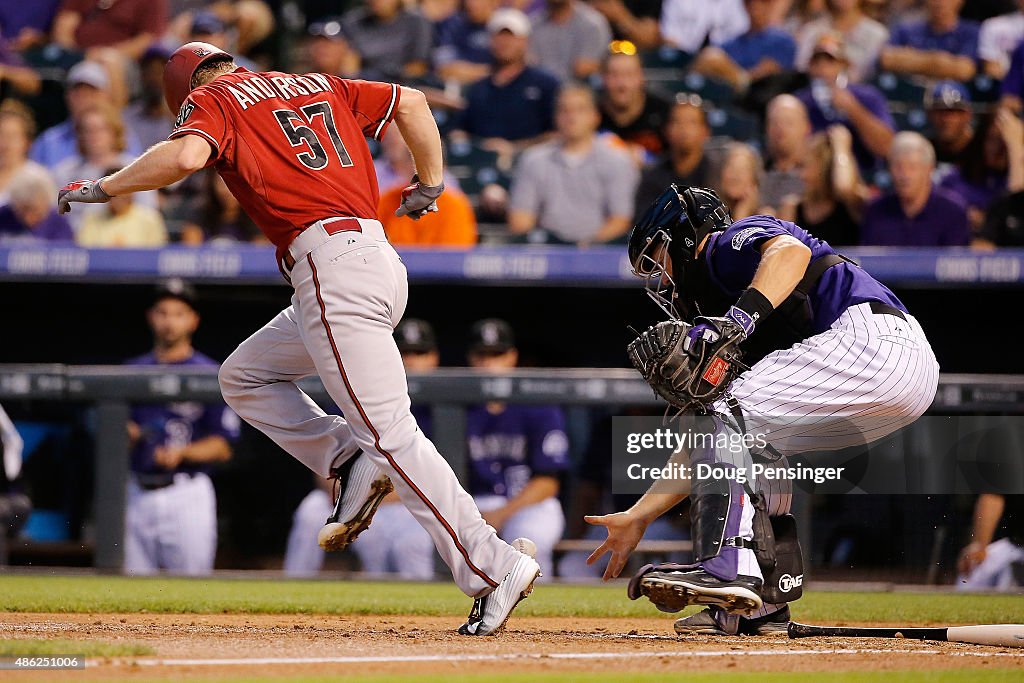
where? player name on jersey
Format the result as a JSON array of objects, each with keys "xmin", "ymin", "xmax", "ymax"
[{"xmin": 225, "ymin": 73, "xmax": 335, "ymax": 110}]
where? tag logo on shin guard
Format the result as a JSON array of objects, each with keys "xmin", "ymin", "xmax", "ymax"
[
  {"xmin": 702, "ymin": 357, "xmax": 729, "ymax": 386},
  {"xmin": 778, "ymin": 573, "xmax": 803, "ymax": 593}
]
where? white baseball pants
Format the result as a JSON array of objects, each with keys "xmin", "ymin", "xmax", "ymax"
[
  {"xmin": 124, "ymin": 472, "xmax": 217, "ymax": 575},
  {"xmin": 219, "ymin": 218, "xmax": 519, "ymax": 597},
  {"xmin": 713, "ymin": 302, "xmax": 940, "ymax": 616}
]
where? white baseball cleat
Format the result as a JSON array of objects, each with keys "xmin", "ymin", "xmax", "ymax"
[
  {"xmin": 317, "ymin": 450, "xmax": 393, "ymax": 552},
  {"xmin": 459, "ymin": 538, "xmax": 541, "ymax": 636}
]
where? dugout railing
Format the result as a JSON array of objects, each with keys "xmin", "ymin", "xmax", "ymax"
[{"xmin": 1, "ymin": 365, "xmax": 1023, "ymax": 571}]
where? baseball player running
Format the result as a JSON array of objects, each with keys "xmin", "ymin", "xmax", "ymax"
[
  {"xmin": 57, "ymin": 42, "xmax": 539, "ymax": 636},
  {"xmin": 586, "ymin": 185, "xmax": 939, "ymax": 635}
]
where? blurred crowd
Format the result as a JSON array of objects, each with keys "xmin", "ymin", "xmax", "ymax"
[{"xmin": 2, "ymin": 0, "xmax": 1024, "ymax": 249}]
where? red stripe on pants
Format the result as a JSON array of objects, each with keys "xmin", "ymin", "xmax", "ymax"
[{"xmin": 308, "ymin": 253, "xmax": 498, "ymax": 589}]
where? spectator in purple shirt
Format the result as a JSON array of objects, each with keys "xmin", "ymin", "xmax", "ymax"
[
  {"xmin": 861, "ymin": 132, "xmax": 971, "ymax": 246},
  {"xmin": 0, "ymin": 1, "xmax": 61, "ymax": 50},
  {"xmin": 0, "ymin": 165, "xmax": 73, "ymax": 242},
  {"xmin": 796, "ymin": 32, "xmax": 894, "ymax": 171},
  {"xmin": 879, "ymin": 0, "xmax": 980, "ymax": 81},
  {"xmin": 690, "ymin": 0, "xmax": 797, "ymax": 94}
]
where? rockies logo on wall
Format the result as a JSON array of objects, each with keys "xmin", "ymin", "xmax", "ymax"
[{"xmin": 176, "ymin": 102, "xmax": 196, "ymax": 128}]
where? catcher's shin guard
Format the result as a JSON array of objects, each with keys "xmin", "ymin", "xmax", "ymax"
[
  {"xmin": 689, "ymin": 452, "xmax": 754, "ymax": 582},
  {"xmin": 758, "ymin": 514, "xmax": 804, "ymax": 604},
  {"xmin": 749, "ymin": 490, "xmax": 777, "ymax": 576}
]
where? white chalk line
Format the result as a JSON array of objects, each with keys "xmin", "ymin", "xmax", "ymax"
[{"xmin": 117, "ymin": 647, "xmax": 1024, "ymax": 667}]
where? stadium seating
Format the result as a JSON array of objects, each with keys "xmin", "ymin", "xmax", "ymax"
[
  {"xmin": 873, "ymin": 72, "xmax": 928, "ymax": 104},
  {"xmin": 446, "ymin": 139, "xmax": 510, "ymax": 199},
  {"xmin": 706, "ymin": 106, "xmax": 760, "ymax": 143}
]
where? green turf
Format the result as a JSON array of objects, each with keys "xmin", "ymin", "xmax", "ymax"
[
  {"xmin": 0, "ymin": 638, "xmax": 153, "ymax": 657},
  {"xmin": 1, "ymin": 575, "xmax": 1023, "ymax": 625}
]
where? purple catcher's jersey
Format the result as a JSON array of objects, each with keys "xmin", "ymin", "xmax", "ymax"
[
  {"xmin": 126, "ymin": 351, "xmax": 240, "ymax": 476},
  {"xmin": 704, "ymin": 215, "xmax": 906, "ymax": 334},
  {"xmin": 466, "ymin": 404, "xmax": 570, "ymax": 497}
]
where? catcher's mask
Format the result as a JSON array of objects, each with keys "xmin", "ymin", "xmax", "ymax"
[{"xmin": 627, "ymin": 185, "xmax": 733, "ymax": 318}]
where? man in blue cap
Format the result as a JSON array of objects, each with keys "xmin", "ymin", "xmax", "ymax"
[{"xmin": 926, "ymin": 80, "xmax": 975, "ymax": 167}]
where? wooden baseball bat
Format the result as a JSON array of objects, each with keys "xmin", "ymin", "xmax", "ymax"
[{"xmin": 788, "ymin": 622, "xmax": 1024, "ymax": 648}]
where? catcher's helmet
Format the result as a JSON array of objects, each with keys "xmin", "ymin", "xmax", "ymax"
[
  {"xmin": 628, "ymin": 185, "xmax": 732, "ymax": 275},
  {"xmin": 163, "ymin": 41, "xmax": 233, "ymax": 113},
  {"xmin": 627, "ymin": 184, "xmax": 733, "ymax": 317}
]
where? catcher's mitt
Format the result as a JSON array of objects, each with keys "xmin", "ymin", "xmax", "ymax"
[{"xmin": 627, "ymin": 318, "xmax": 746, "ymax": 411}]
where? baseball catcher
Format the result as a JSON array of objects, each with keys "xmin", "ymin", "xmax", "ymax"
[{"xmin": 586, "ymin": 184, "xmax": 939, "ymax": 636}]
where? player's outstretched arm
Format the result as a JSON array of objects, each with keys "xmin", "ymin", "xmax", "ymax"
[
  {"xmin": 103, "ymin": 135, "xmax": 213, "ymax": 196},
  {"xmin": 58, "ymin": 134, "xmax": 213, "ymax": 214}
]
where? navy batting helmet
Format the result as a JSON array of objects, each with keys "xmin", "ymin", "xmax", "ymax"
[{"xmin": 627, "ymin": 185, "xmax": 733, "ymax": 316}]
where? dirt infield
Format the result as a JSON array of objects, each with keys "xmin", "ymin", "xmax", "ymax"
[{"xmin": 3, "ymin": 613, "xmax": 1023, "ymax": 680}]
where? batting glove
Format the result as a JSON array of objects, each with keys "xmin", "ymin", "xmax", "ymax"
[
  {"xmin": 58, "ymin": 178, "xmax": 111, "ymax": 215},
  {"xmin": 395, "ymin": 175, "xmax": 444, "ymax": 220}
]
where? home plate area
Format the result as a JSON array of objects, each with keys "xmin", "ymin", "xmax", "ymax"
[{"xmin": 3, "ymin": 614, "xmax": 1023, "ymax": 680}]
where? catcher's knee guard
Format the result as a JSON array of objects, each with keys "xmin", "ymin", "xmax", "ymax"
[{"xmin": 757, "ymin": 514, "xmax": 804, "ymax": 604}]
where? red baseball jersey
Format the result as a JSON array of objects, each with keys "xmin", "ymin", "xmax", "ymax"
[{"xmin": 168, "ymin": 69, "xmax": 401, "ymax": 253}]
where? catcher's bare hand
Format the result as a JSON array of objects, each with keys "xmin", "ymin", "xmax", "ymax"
[
  {"xmin": 584, "ymin": 511, "xmax": 649, "ymax": 581},
  {"xmin": 57, "ymin": 178, "xmax": 110, "ymax": 214},
  {"xmin": 395, "ymin": 175, "xmax": 444, "ymax": 219}
]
